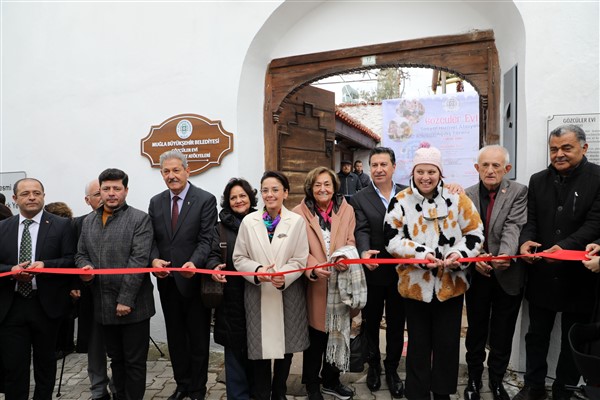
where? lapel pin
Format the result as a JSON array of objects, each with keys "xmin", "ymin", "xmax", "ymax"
[
  {"xmin": 277, "ymin": 233, "xmax": 287, "ymax": 238},
  {"xmin": 501, "ymin": 189, "xmax": 506, "ymax": 194}
]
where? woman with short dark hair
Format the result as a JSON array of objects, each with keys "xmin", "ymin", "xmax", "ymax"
[
  {"xmin": 207, "ymin": 178, "xmax": 257, "ymax": 400},
  {"xmin": 233, "ymin": 171, "xmax": 310, "ymax": 400}
]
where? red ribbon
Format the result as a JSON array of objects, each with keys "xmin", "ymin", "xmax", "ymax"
[{"xmin": 0, "ymin": 249, "xmax": 591, "ymax": 279}]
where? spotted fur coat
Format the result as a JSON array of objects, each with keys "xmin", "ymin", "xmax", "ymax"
[{"xmin": 383, "ymin": 180, "xmax": 484, "ymax": 302}]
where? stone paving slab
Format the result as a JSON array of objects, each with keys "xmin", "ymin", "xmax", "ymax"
[{"xmin": 2, "ymin": 346, "xmax": 526, "ymax": 400}]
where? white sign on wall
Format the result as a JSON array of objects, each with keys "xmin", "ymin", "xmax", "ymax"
[
  {"xmin": 547, "ymin": 113, "xmax": 600, "ymax": 165},
  {"xmin": 382, "ymin": 93, "xmax": 480, "ymax": 188},
  {"xmin": 0, "ymin": 171, "xmax": 27, "ymax": 214}
]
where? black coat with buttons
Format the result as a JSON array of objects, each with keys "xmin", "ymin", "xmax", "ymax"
[
  {"xmin": 520, "ymin": 156, "xmax": 600, "ymax": 313},
  {"xmin": 207, "ymin": 208, "xmax": 254, "ymax": 350}
]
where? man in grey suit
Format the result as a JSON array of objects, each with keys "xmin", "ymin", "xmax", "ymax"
[
  {"xmin": 464, "ymin": 145, "xmax": 528, "ymax": 400},
  {"xmin": 76, "ymin": 168, "xmax": 155, "ymax": 400},
  {"xmin": 72, "ymin": 179, "xmax": 112, "ymax": 400},
  {"xmin": 149, "ymin": 150, "xmax": 217, "ymax": 400}
]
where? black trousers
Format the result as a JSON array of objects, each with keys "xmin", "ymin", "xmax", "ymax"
[
  {"xmin": 465, "ymin": 272, "xmax": 523, "ymax": 382},
  {"xmin": 103, "ymin": 319, "xmax": 150, "ymax": 400},
  {"xmin": 251, "ymin": 354, "xmax": 293, "ymax": 400},
  {"xmin": 404, "ymin": 295, "xmax": 463, "ymax": 400},
  {"xmin": 159, "ymin": 278, "xmax": 211, "ymax": 397},
  {"xmin": 0, "ymin": 294, "xmax": 60, "ymax": 400},
  {"xmin": 362, "ymin": 282, "xmax": 405, "ymax": 370},
  {"xmin": 302, "ymin": 326, "xmax": 341, "ymax": 393},
  {"xmin": 524, "ymin": 301, "xmax": 590, "ymax": 389}
]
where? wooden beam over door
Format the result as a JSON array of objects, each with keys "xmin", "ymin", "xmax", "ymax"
[{"xmin": 264, "ymin": 30, "xmax": 500, "ymax": 170}]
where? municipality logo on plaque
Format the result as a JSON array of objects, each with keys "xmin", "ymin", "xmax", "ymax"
[{"xmin": 176, "ymin": 120, "xmax": 193, "ymax": 139}]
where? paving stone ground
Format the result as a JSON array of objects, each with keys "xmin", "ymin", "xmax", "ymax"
[{"xmin": 2, "ymin": 335, "xmax": 527, "ymax": 400}]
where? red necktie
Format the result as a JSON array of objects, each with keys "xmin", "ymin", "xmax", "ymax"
[
  {"xmin": 171, "ymin": 195, "xmax": 180, "ymax": 232},
  {"xmin": 484, "ymin": 191, "xmax": 496, "ymax": 251}
]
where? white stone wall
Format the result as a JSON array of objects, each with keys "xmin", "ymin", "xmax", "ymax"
[{"xmin": 2, "ymin": 2, "xmax": 598, "ymax": 363}]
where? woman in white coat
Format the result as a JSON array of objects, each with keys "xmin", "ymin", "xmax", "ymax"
[{"xmin": 233, "ymin": 171, "xmax": 310, "ymax": 400}]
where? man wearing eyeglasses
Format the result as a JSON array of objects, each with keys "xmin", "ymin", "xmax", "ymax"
[
  {"xmin": 72, "ymin": 179, "xmax": 112, "ymax": 400},
  {"xmin": 464, "ymin": 145, "xmax": 528, "ymax": 400},
  {"xmin": 148, "ymin": 150, "xmax": 217, "ymax": 400}
]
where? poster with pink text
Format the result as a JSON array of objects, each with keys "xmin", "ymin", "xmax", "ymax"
[{"xmin": 382, "ymin": 92, "xmax": 480, "ymax": 188}]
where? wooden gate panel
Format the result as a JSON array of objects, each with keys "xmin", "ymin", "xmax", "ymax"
[{"xmin": 276, "ymin": 85, "xmax": 336, "ymax": 209}]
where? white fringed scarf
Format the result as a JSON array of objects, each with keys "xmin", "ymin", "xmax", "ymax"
[{"xmin": 325, "ymin": 245, "xmax": 367, "ymax": 372}]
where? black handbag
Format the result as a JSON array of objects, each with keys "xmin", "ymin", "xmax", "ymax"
[
  {"xmin": 349, "ymin": 323, "xmax": 368, "ymax": 373},
  {"xmin": 200, "ymin": 224, "xmax": 225, "ymax": 308}
]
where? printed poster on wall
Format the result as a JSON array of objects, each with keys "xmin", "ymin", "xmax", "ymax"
[{"xmin": 382, "ymin": 93, "xmax": 480, "ymax": 188}]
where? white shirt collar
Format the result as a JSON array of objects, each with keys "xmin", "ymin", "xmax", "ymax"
[
  {"xmin": 19, "ymin": 209, "xmax": 43, "ymax": 225},
  {"xmin": 171, "ymin": 182, "xmax": 191, "ymax": 201}
]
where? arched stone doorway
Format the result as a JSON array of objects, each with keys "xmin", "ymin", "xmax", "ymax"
[{"xmin": 264, "ymin": 29, "xmax": 500, "ymax": 180}]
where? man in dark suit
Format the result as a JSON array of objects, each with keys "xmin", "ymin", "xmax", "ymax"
[
  {"xmin": 350, "ymin": 147, "xmax": 406, "ymax": 398},
  {"xmin": 0, "ymin": 178, "xmax": 75, "ymax": 400},
  {"xmin": 149, "ymin": 150, "xmax": 218, "ymax": 400},
  {"xmin": 464, "ymin": 145, "xmax": 528, "ymax": 400},
  {"xmin": 518, "ymin": 125, "xmax": 600, "ymax": 400}
]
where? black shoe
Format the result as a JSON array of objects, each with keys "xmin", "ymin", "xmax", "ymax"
[
  {"xmin": 513, "ymin": 385, "xmax": 547, "ymax": 400},
  {"xmin": 307, "ymin": 390, "xmax": 324, "ymax": 400},
  {"xmin": 552, "ymin": 384, "xmax": 574, "ymax": 400},
  {"xmin": 490, "ymin": 380, "xmax": 510, "ymax": 400},
  {"xmin": 433, "ymin": 394, "xmax": 451, "ymax": 400},
  {"xmin": 322, "ymin": 384, "xmax": 354, "ymax": 400},
  {"xmin": 270, "ymin": 395, "xmax": 287, "ymax": 400},
  {"xmin": 464, "ymin": 379, "xmax": 482, "ymax": 400},
  {"xmin": 385, "ymin": 369, "xmax": 404, "ymax": 399},
  {"xmin": 167, "ymin": 391, "xmax": 188, "ymax": 400},
  {"xmin": 92, "ymin": 395, "xmax": 111, "ymax": 400},
  {"xmin": 366, "ymin": 364, "xmax": 382, "ymax": 392}
]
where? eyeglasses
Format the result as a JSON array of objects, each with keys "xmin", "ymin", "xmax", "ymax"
[{"xmin": 261, "ymin": 187, "xmax": 282, "ymax": 195}]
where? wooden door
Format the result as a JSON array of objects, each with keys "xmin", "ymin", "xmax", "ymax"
[{"xmin": 277, "ymin": 85, "xmax": 335, "ymax": 208}]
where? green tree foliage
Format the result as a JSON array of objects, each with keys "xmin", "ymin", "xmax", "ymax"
[{"xmin": 359, "ymin": 68, "xmax": 410, "ymax": 102}]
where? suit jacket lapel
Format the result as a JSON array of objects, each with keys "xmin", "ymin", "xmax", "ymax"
[
  {"xmin": 365, "ymin": 185, "xmax": 387, "ymax": 217},
  {"xmin": 35, "ymin": 212, "xmax": 51, "ymax": 259},
  {"xmin": 161, "ymin": 191, "xmax": 173, "ymax": 238},
  {"xmin": 489, "ymin": 180, "xmax": 510, "ymax": 232},
  {"xmin": 271, "ymin": 213, "xmax": 291, "ymax": 263},
  {"xmin": 7, "ymin": 216, "xmax": 20, "ymax": 260},
  {"xmin": 329, "ymin": 211, "xmax": 340, "ymax": 256},
  {"xmin": 469, "ymin": 186, "xmax": 482, "ymax": 213},
  {"xmin": 174, "ymin": 189, "xmax": 195, "ymax": 238}
]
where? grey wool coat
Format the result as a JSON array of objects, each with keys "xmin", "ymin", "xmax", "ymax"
[
  {"xmin": 233, "ymin": 206, "xmax": 310, "ymax": 360},
  {"xmin": 75, "ymin": 204, "xmax": 156, "ymax": 325}
]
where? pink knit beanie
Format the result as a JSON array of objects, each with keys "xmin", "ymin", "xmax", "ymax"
[{"xmin": 412, "ymin": 144, "xmax": 443, "ymax": 175}]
